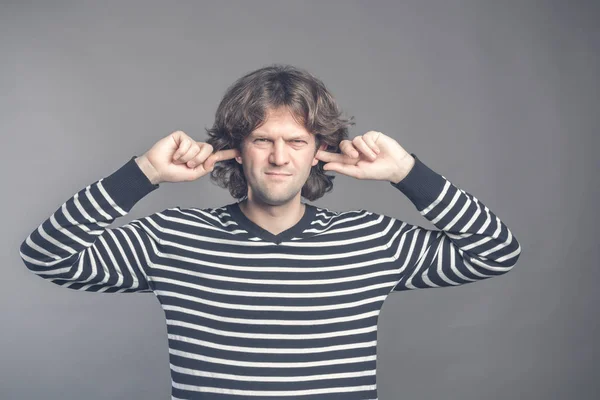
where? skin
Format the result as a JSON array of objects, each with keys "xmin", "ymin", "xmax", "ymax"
[
  {"xmin": 137, "ymin": 107, "xmax": 415, "ymax": 237},
  {"xmin": 234, "ymin": 106, "xmax": 415, "ymax": 236},
  {"xmin": 235, "ymin": 107, "xmax": 327, "ymax": 235}
]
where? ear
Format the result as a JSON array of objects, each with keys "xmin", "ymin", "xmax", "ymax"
[
  {"xmin": 312, "ymin": 143, "xmax": 328, "ymax": 166},
  {"xmin": 235, "ymin": 145, "xmax": 243, "ymax": 164},
  {"xmin": 236, "ymin": 143, "xmax": 244, "ymax": 164}
]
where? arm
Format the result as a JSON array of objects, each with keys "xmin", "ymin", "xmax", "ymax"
[
  {"xmin": 388, "ymin": 154, "xmax": 522, "ymax": 291},
  {"xmin": 19, "ymin": 156, "xmax": 161, "ymax": 293}
]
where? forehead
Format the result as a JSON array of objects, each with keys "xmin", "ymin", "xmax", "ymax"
[{"xmin": 250, "ymin": 107, "xmax": 311, "ymax": 138}]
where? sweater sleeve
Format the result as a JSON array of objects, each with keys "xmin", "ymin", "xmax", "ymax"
[
  {"xmin": 388, "ymin": 153, "xmax": 522, "ymax": 292},
  {"xmin": 19, "ymin": 156, "xmax": 162, "ymax": 293}
]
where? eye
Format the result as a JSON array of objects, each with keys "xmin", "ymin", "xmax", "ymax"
[{"xmin": 255, "ymin": 138, "xmax": 270, "ymax": 142}]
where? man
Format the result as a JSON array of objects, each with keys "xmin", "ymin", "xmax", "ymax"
[{"xmin": 20, "ymin": 64, "xmax": 521, "ymax": 399}]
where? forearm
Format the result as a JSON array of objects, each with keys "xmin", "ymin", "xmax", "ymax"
[
  {"xmin": 19, "ymin": 157, "xmax": 160, "ymax": 292},
  {"xmin": 389, "ymin": 154, "xmax": 522, "ymax": 291}
]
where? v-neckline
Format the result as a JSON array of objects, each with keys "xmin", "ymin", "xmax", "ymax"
[{"xmin": 226, "ymin": 201, "xmax": 316, "ymax": 245}]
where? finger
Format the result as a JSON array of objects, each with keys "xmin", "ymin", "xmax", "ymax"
[
  {"xmin": 178, "ymin": 143, "xmax": 201, "ymax": 165},
  {"xmin": 339, "ymin": 140, "xmax": 359, "ymax": 158},
  {"xmin": 173, "ymin": 138, "xmax": 193, "ymax": 163},
  {"xmin": 322, "ymin": 162, "xmax": 364, "ymax": 179},
  {"xmin": 187, "ymin": 143, "xmax": 213, "ymax": 168},
  {"xmin": 203, "ymin": 148, "xmax": 241, "ymax": 170},
  {"xmin": 362, "ymin": 133, "xmax": 380, "ymax": 154},
  {"xmin": 201, "ymin": 153, "xmax": 218, "ymax": 172},
  {"xmin": 214, "ymin": 148, "xmax": 241, "ymax": 161},
  {"xmin": 315, "ymin": 150, "xmax": 357, "ymax": 164},
  {"xmin": 352, "ymin": 136, "xmax": 378, "ymax": 160}
]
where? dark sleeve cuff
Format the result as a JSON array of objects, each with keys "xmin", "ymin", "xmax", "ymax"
[
  {"xmin": 100, "ymin": 156, "xmax": 160, "ymax": 212},
  {"xmin": 390, "ymin": 153, "xmax": 447, "ymax": 212}
]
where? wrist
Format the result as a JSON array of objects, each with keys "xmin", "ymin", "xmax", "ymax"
[
  {"xmin": 135, "ymin": 155, "xmax": 161, "ymax": 185},
  {"xmin": 389, "ymin": 154, "xmax": 415, "ymax": 184}
]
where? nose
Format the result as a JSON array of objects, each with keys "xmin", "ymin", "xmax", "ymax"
[{"xmin": 269, "ymin": 138, "xmax": 290, "ymax": 166}]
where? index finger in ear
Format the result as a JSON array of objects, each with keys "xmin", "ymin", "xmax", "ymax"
[
  {"xmin": 213, "ymin": 148, "xmax": 240, "ymax": 161},
  {"xmin": 316, "ymin": 150, "xmax": 355, "ymax": 164},
  {"xmin": 203, "ymin": 149, "xmax": 240, "ymax": 170}
]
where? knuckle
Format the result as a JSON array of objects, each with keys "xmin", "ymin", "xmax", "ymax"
[
  {"xmin": 369, "ymin": 131, "xmax": 381, "ymax": 141},
  {"xmin": 203, "ymin": 144, "xmax": 213, "ymax": 156}
]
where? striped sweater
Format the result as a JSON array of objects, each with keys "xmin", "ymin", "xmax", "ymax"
[{"xmin": 19, "ymin": 153, "xmax": 521, "ymax": 400}]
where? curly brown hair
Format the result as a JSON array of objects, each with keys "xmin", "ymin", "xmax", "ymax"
[{"xmin": 205, "ymin": 64, "xmax": 354, "ymax": 201}]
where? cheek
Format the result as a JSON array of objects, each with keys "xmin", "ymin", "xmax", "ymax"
[{"xmin": 302, "ymin": 153, "xmax": 317, "ymax": 171}]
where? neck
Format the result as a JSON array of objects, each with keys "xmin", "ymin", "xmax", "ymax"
[{"xmin": 239, "ymin": 197, "xmax": 305, "ymax": 236}]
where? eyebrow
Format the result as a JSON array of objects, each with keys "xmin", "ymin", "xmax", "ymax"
[{"xmin": 250, "ymin": 132, "xmax": 311, "ymax": 140}]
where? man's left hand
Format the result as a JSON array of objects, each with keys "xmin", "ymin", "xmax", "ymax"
[{"xmin": 315, "ymin": 131, "xmax": 415, "ymax": 184}]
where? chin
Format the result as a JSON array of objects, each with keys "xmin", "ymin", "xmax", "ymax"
[
  {"xmin": 261, "ymin": 197, "xmax": 296, "ymax": 206},
  {"xmin": 255, "ymin": 191, "xmax": 300, "ymax": 206}
]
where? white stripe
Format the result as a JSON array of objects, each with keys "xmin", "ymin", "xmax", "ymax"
[
  {"xmin": 97, "ymin": 179, "xmax": 128, "ymax": 216},
  {"xmin": 155, "ymin": 276, "xmax": 394, "ymax": 300},
  {"xmin": 163, "ymin": 304, "xmax": 381, "ymax": 326},
  {"xmin": 165, "ymin": 318, "xmax": 377, "ymax": 341},
  {"xmin": 171, "ymin": 381, "xmax": 376, "ymax": 397},
  {"xmin": 170, "ymin": 362, "xmax": 375, "ymax": 382},
  {"xmin": 168, "ymin": 333, "xmax": 376, "ymax": 355},
  {"xmin": 169, "ymin": 347, "xmax": 375, "ymax": 368},
  {"xmin": 157, "ymin": 289, "xmax": 389, "ymax": 312}
]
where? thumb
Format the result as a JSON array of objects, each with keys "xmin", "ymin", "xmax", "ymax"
[
  {"xmin": 323, "ymin": 162, "xmax": 343, "ymax": 172},
  {"xmin": 185, "ymin": 162, "xmax": 212, "ymax": 182},
  {"xmin": 204, "ymin": 149, "xmax": 240, "ymax": 170},
  {"xmin": 323, "ymin": 162, "xmax": 360, "ymax": 178},
  {"xmin": 202, "ymin": 153, "xmax": 219, "ymax": 172}
]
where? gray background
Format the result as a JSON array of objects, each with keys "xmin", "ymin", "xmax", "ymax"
[{"xmin": 2, "ymin": 1, "xmax": 598, "ymax": 399}]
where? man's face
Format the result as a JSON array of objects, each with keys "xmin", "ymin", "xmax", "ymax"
[{"xmin": 236, "ymin": 107, "xmax": 327, "ymax": 207}]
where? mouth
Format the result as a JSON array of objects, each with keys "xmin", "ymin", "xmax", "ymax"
[
  {"xmin": 265, "ymin": 172, "xmax": 292, "ymax": 180},
  {"xmin": 265, "ymin": 172, "xmax": 292, "ymax": 176}
]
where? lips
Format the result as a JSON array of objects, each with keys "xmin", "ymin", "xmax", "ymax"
[{"xmin": 265, "ymin": 172, "xmax": 292, "ymax": 176}]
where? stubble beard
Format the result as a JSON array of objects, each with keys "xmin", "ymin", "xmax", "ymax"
[{"xmin": 250, "ymin": 177, "xmax": 301, "ymax": 206}]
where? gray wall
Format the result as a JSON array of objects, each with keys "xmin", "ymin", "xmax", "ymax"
[{"xmin": 2, "ymin": 1, "xmax": 598, "ymax": 399}]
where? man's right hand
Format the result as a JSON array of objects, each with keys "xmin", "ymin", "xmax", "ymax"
[{"xmin": 135, "ymin": 130, "xmax": 240, "ymax": 185}]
